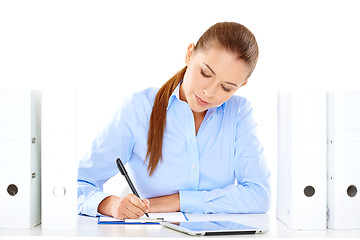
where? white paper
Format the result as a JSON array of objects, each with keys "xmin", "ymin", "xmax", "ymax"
[{"xmin": 99, "ymin": 212, "xmax": 187, "ymax": 223}]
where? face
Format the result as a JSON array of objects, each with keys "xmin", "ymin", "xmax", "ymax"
[{"xmin": 179, "ymin": 43, "xmax": 250, "ymax": 114}]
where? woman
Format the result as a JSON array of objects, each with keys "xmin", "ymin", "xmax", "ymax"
[{"xmin": 78, "ymin": 22, "xmax": 271, "ymax": 219}]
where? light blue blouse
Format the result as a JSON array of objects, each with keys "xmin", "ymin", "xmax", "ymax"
[{"xmin": 77, "ymin": 83, "xmax": 271, "ymax": 217}]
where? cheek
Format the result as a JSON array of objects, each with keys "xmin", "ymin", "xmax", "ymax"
[
  {"xmin": 213, "ymin": 92, "xmax": 233, "ymax": 106},
  {"xmin": 184, "ymin": 70, "xmax": 201, "ymax": 90}
]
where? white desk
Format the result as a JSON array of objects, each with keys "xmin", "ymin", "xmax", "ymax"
[{"xmin": 0, "ymin": 214, "xmax": 360, "ymax": 239}]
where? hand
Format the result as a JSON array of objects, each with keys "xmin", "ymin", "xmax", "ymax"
[
  {"xmin": 98, "ymin": 194, "xmax": 150, "ymax": 220},
  {"xmin": 148, "ymin": 193, "xmax": 180, "ymax": 213}
]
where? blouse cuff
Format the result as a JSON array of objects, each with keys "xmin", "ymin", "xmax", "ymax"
[
  {"xmin": 179, "ymin": 190, "xmax": 204, "ymax": 213},
  {"xmin": 83, "ymin": 191, "xmax": 111, "ymax": 217}
]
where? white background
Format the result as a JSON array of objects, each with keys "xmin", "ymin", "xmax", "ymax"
[{"xmin": 1, "ymin": 0, "xmax": 360, "ymax": 215}]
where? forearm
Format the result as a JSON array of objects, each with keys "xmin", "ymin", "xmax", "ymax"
[
  {"xmin": 98, "ymin": 195, "xmax": 118, "ymax": 216},
  {"xmin": 148, "ymin": 193, "xmax": 180, "ymax": 213},
  {"xmin": 180, "ymin": 181, "xmax": 271, "ymax": 214}
]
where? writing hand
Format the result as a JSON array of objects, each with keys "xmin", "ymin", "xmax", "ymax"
[{"xmin": 98, "ymin": 194, "xmax": 150, "ymax": 219}]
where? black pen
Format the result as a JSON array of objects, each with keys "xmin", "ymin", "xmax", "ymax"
[{"xmin": 116, "ymin": 158, "xmax": 150, "ymax": 218}]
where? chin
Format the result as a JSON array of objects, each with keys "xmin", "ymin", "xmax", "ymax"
[{"xmin": 190, "ymin": 103, "xmax": 210, "ymax": 113}]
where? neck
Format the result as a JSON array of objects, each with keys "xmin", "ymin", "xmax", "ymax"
[{"xmin": 192, "ymin": 110, "xmax": 206, "ymax": 120}]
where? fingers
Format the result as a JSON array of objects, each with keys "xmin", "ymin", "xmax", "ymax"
[
  {"xmin": 112, "ymin": 194, "xmax": 150, "ymax": 220},
  {"xmin": 126, "ymin": 195, "xmax": 148, "ymax": 217},
  {"xmin": 129, "ymin": 195, "xmax": 150, "ymax": 213},
  {"xmin": 142, "ymin": 198, "xmax": 150, "ymax": 211}
]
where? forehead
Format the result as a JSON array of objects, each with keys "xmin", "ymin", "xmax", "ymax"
[{"xmin": 194, "ymin": 47, "xmax": 249, "ymax": 85}]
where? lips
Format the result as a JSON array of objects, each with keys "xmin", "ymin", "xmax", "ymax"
[{"xmin": 195, "ymin": 94, "xmax": 210, "ymax": 106}]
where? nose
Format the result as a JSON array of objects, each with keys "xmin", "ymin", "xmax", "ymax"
[{"xmin": 203, "ymin": 84, "xmax": 216, "ymax": 98}]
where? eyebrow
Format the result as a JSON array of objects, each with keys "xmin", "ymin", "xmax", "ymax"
[
  {"xmin": 225, "ymin": 81, "xmax": 239, "ymax": 87},
  {"xmin": 202, "ymin": 62, "xmax": 216, "ymax": 75}
]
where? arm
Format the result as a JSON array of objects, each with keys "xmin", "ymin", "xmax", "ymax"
[
  {"xmin": 147, "ymin": 193, "xmax": 180, "ymax": 213},
  {"xmin": 77, "ymin": 95, "xmax": 146, "ymax": 217}
]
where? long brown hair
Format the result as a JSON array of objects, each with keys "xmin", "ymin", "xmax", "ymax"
[{"xmin": 146, "ymin": 22, "xmax": 259, "ymax": 176}]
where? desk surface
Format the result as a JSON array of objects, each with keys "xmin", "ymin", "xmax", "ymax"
[{"xmin": 1, "ymin": 214, "xmax": 360, "ymax": 239}]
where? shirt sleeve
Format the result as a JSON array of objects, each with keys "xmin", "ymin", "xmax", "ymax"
[
  {"xmin": 77, "ymin": 95, "xmax": 138, "ymax": 217},
  {"xmin": 179, "ymin": 100, "xmax": 271, "ymax": 214}
]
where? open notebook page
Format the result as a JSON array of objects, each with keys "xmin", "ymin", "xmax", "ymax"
[{"xmin": 98, "ymin": 212, "xmax": 188, "ymax": 223}]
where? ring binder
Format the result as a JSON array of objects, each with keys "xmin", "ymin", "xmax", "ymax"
[
  {"xmin": 277, "ymin": 91, "xmax": 327, "ymax": 230},
  {"xmin": 327, "ymin": 91, "xmax": 360, "ymax": 229},
  {"xmin": 0, "ymin": 89, "xmax": 41, "ymax": 229},
  {"xmin": 41, "ymin": 89, "xmax": 78, "ymax": 230}
]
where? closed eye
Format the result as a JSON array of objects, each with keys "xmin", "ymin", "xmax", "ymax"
[
  {"xmin": 221, "ymin": 84, "xmax": 231, "ymax": 92},
  {"xmin": 200, "ymin": 69, "xmax": 211, "ymax": 78}
]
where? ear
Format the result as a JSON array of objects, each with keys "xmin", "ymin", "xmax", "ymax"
[
  {"xmin": 185, "ymin": 43, "xmax": 195, "ymax": 66},
  {"xmin": 241, "ymin": 80, "xmax": 248, "ymax": 87}
]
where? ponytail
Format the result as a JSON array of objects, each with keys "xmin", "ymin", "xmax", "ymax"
[{"xmin": 146, "ymin": 66, "xmax": 187, "ymax": 176}]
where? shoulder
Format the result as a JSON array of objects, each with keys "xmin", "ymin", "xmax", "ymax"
[
  {"xmin": 227, "ymin": 95, "xmax": 257, "ymax": 136},
  {"xmin": 112, "ymin": 87, "xmax": 159, "ymax": 121},
  {"xmin": 225, "ymin": 94, "xmax": 252, "ymax": 115},
  {"xmin": 124, "ymin": 87, "xmax": 159, "ymax": 107}
]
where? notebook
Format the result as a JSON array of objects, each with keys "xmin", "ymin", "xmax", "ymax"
[{"xmin": 98, "ymin": 212, "xmax": 188, "ymax": 224}]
